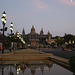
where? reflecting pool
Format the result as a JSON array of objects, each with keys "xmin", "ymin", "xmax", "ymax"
[{"xmin": 0, "ymin": 60, "xmax": 73, "ymax": 75}]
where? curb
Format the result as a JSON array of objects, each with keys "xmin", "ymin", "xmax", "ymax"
[{"xmin": 50, "ymin": 56, "xmax": 71, "ymax": 71}]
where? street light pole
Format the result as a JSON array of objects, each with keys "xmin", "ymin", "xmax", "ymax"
[
  {"xmin": 1, "ymin": 11, "xmax": 6, "ymax": 54},
  {"xmin": 10, "ymin": 22, "xmax": 13, "ymax": 51},
  {"xmin": 10, "ymin": 22, "xmax": 13, "ymax": 35}
]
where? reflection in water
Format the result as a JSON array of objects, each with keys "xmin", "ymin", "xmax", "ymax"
[
  {"xmin": 9, "ymin": 66, "xmax": 14, "ymax": 75},
  {"xmin": 16, "ymin": 64, "xmax": 26, "ymax": 75},
  {"xmin": 17, "ymin": 66, "xmax": 21, "ymax": 75},
  {"xmin": 16, "ymin": 64, "xmax": 52, "ymax": 75},
  {"xmin": 2, "ymin": 66, "xmax": 4, "ymax": 75},
  {"xmin": 0, "ymin": 60, "xmax": 73, "ymax": 75}
]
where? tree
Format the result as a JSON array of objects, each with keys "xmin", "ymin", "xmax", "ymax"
[
  {"xmin": 55, "ymin": 38, "xmax": 64, "ymax": 46},
  {"xmin": 64, "ymin": 34, "xmax": 74, "ymax": 43}
]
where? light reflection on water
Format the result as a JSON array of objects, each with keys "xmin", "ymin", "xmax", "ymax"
[{"xmin": 0, "ymin": 60, "xmax": 73, "ymax": 75}]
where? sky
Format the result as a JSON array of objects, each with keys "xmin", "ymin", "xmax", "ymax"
[{"xmin": 0, "ymin": 0, "xmax": 75, "ymax": 37}]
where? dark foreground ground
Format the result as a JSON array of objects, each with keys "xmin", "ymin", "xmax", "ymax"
[{"xmin": 40, "ymin": 48, "xmax": 75, "ymax": 59}]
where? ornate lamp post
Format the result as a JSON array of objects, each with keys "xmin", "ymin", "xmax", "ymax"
[
  {"xmin": 10, "ymin": 22, "xmax": 13, "ymax": 35},
  {"xmin": 1, "ymin": 11, "xmax": 6, "ymax": 53},
  {"xmin": 10, "ymin": 22, "xmax": 13, "ymax": 51}
]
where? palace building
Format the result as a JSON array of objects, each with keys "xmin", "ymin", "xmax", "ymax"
[{"xmin": 21, "ymin": 25, "xmax": 55, "ymax": 47}]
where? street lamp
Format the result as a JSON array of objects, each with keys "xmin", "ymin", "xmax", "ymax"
[
  {"xmin": 1, "ymin": 11, "xmax": 6, "ymax": 53},
  {"xmin": 10, "ymin": 22, "xmax": 13, "ymax": 51},
  {"xmin": 10, "ymin": 22, "xmax": 13, "ymax": 34}
]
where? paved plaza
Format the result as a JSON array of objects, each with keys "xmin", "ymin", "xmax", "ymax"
[
  {"xmin": 0, "ymin": 48, "xmax": 75, "ymax": 60},
  {"xmin": 0, "ymin": 49, "xmax": 53, "ymax": 64}
]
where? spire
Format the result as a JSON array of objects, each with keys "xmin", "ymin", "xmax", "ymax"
[
  {"xmin": 40, "ymin": 28, "xmax": 43, "ymax": 35},
  {"xmin": 47, "ymin": 31, "xmax": 51, "ymax": 37},
  {"xmin": 22, "ymin": 28, "xmax": 25, "ymax": 35},
  {"xmin": 48, "ymin": 31, "xmax": 50, "ymax": 35},
  {"xmin": 30, "ymin": 25, "xmax": 36, "ymax": 34}
]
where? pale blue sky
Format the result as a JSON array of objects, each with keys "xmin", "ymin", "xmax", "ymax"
[{"xmin": 0, "ymin": 0, "xmax": 75, "ymax": 36}]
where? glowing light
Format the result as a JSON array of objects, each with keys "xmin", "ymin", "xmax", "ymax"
[
  {"xmin": 17, "ymin": 66, "xmax": 21, "ymax": 75},
  {"xmin": 65, "ymin": 42, "xmax": 68, "ymax": 45},
  {"xmin": 72, "ymin": 41, "xmax": 74, "ymax": 43},
  {"xmin": 69, "ymin": 40, "xmax": 71, "ymax": 44}
]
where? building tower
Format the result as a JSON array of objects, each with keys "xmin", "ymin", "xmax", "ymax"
[
  {"xmin": 30, "ymin": 25, "xmax": 36, "ymax": 34},
  {"xmin": 22, "ymin": 28, "xmax": 25, "ymax": 36},
  {"xmin": 40, "ymin": 28, "xmax": 43, "ymax": 35},
  {"xmin": 47, "ymin": 31, "xmax": 51, "ymax": 40}
]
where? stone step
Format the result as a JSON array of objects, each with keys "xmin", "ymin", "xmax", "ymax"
[
  {"xmin": 0, "ymin": 49, "xmax": 53, "ymax": 61},
  {"xmin": 0, "ymin": 56, "xmax": 50, "ymax": 61}
]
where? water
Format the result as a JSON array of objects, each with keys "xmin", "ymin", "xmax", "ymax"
[{"xmin": 0, "ymin": 60, "xmax": 73, "ymax": 75}]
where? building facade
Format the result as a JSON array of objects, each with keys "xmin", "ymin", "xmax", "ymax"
[{"xmin": 22, "ymin": 25, "xmax": 55, "ymax": 48}]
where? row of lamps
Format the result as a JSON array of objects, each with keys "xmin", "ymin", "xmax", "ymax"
[
  {"xmin": 0, "ymin": 11, "xmax": 14, "ymax": 53},
  {"xmin": 17, "ymin": 32, "xmax": 25, "ymax": 44},
  {"xmin": 1, "ymin": 11, "xmax": 7, "ymax": 53}
]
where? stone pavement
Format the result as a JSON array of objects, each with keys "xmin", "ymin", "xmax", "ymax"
[{"xmin": 0, "ymin": 49, "xmax": 53, "ymax": 61}]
